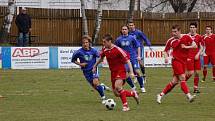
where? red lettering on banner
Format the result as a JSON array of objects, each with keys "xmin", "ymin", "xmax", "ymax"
[
  {"xmin": 12, "ymin": 48, "xmax": 40, "ymax": 57},
  {"xmin": 145, "ymin": 51, "xmax": 163, "ymax": 58}
]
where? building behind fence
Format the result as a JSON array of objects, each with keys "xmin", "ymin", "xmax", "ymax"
[{"xmin": 0, "ymin": 7, "xmax": 215, "ymax": 46}]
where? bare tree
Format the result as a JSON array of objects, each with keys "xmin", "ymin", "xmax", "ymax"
[
  {"xmin": 0, "ymin": 0, "xmax": 16, "ymax": 42},
  {"xmin": 80, "ymin": 0, "xmax": 88, "ymax": 35},
  {"xmin": 169, "ymin": 0, "xmax": 198, "ymax": 13},
  {"xmin": 92, "ymin": 0, "xmax": 103, "ymax": 44},
  {"xmin": 127, "ymin": 0, "xmax": 136, "ymax": 23},
  {"xmin": 144, "ymin": 0, "xmax": 198, "ymax": 13}
]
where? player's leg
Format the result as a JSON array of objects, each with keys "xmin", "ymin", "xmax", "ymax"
[
  {"xmin": 140, "ymin": 47, "xmax": 146, "ymax": 77},
  {"xmin": 185, "ymin": 58, "xmax": 194, "ymax": 81},
  {"xmin": 133, "ymin": 60, "xmax": 146, "ymax": 93},
  {"xmin": 125, "ymin": 64, "xmax": 136, "ymax": 91},
  {"xmin": 83, "ymin": 71, "xmax": 106, "ymax": 103},
  {"xmin": 193, "ymin": 59, "xmax": 201, "ymax": 93},
  {"xmin": 114, "ymin": 79, "xmax": 139, "ymax": 111},
  {"xmin": 178, "ymin": 70, "xmax": 196, "ymax": 103},
  {"xmin": 202, "ymin": 55, "xmax": 209, "ymax": 82},
  {"xmin": 135, "ymin": 69, "xmax": 146, "ymax": 93},
  {"xmin": 157, "ymin": 76, "xmax": 178, "ymax": 104},
  {"xmin": 211, "ymin": 54, "xmax": 215, "ymax": 82}
]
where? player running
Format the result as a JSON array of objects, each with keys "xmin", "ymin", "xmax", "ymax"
[
  {"xmin": 71, "ymin": 35, "xmax": 110, "ymax": 104},
  {"xmin": 185, "ymin": 22, "xmax": 203, "ymax": 93},
  {"xmin": 128, "ymin": 21, "xmax": 152, "ymax": 82},
  {"xmin": 157, "ymin": 25, "xmax": 197, "ymax": 104},
  {"xmin": 93, "ymin": 34, "xmax": 139, "ymax": 112},
  {"xmin": 202, "ymin": 26, "xmax": 215, "ymax": 82},
  {"xmin": 115, "ymin": 25, "xmax": 146, "ymax": 93}
]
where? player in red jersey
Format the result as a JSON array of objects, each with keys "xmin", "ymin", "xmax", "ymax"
[
  {"xmin": 93, "ymin": 34, "xmax": 139, "ymax": 112},
  {"xmin": 157, "ymin": 25, "xmax": 197, "ymax": 104},
  {"xmin": 202, "ymin": 26, "xmax": 215, "ymax": 82},
  {"xmin": 185, "ymin": 22, "xmax": 203, "ymax": 93}
]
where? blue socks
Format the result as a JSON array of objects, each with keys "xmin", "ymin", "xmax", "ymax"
[
  {"xmin": 137, "ymin": 76, "xmax": 144, "ymax": 88},
  {"xmin": 126, "ymin": 77, "xmax": 135, "ymax": 88},
  {"xmin": 96, "ymin": 85, "xmax": 105, "ymax": 98}
]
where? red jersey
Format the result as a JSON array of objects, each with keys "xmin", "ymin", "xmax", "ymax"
[
  {"xmin": 164, "ymin": 37, "xmax": 174, "ymax": 56},
  {"xmin": 187, "ymin": 34, "xmax": 202, "ymax": 59},
  {"xmin": 202, "ymin": 34, "xmax": 215, "ymax": 55},
  {"xmin": 170, "ymin": 34, "xmax": 193, "ymax": 63},
  {"xmin": 100, "ymin": 45, "xmax": 129, "ymax": 72}
]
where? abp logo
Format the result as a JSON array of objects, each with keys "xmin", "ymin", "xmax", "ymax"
[{"xmin": 12, "ymin": 48, "xmax": 40, "ymax": 57}]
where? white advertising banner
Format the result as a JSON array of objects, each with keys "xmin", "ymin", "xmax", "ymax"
[
  {"xmin": 144, "ymin": 46, "xmax": 172, "ymax": 67},
  {"xmin": 11, "ymin": 47, "xmax": 49, "ymax": 69},
  {"xmin": 58, "ymin": 47, "xmax": 81, "ymax": 69},
  {"xmin": 0, "ymin": 47, "xmax": 2, "ymax": 69}
]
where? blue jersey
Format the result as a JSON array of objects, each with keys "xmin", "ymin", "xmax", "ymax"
[
  {"xmin": 129, "ymin": 29, "xmax": 151, "ymax": 48},
  {"xmin": 71, "ymin": 47, "xmax": 99, "ymax": 72},
  {"xmin": 115, "ymin": 35, "xmax": 140, "ymax": 61}
]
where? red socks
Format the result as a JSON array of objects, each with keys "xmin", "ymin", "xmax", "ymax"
[
  {"xmin": 162, "ymin": 82, "xmax": 175, "ymax": 95},
  {"xmin": 203, "ymin": 67, "xmax": 207, "ymax": 79},
  {"xmin": 119, "ymin": 90, "xmax": 135, "ymax": 107},
  {"xmin": 213, "ymin": 67, "xmax": 215, "ymax": 81},
  {"xmin": 180, "ymin": 81, "xmax": 189, "ymax": 94},
  {"xmin": 194, "ymin": 76, "xmax": 199, "ymax": 90}
]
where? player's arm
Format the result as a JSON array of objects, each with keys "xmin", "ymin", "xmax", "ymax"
[
  {"xmin": 140, "ymin": 31, "xmax": 151, "ymax": 47},
  {"xmin": 132, "ymin": 37, "xmax": 141, "ymax": 61},
  {"xmin": 71, "ymin": 51, "xmax": 87, "ymax": 67},
  {"xmin": 181, "ymin": 41, "xmax": 197, "ymax": 49},
  {"xmin": 195, "ymin": 44, "xmax": 204, "ymax": 60},
  {"xmin": 93, "ymin": 55, "xmax": 105, "ymax": 73},
  {"xmin": 126, "ymin": 60, "xmax": 135, "ymax": 78}
]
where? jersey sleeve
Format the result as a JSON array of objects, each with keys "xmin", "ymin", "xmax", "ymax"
[
  {"xmin": 139, "ymin": 31, "xmax": 151, "ymax": 46},
  {"xmin": 93, "ymin": 48, "xmax": 100, "ymax": 58},
  {"xmin": 164, "ymin": 40, "xmax": 171, "ymax": 52},
  {"xmin": 132, "ymin": 36, "xmax": 141, "ymax": 48},
  {"xmin": 71, "ymin": 50, "xmax": 79, "ymax": 62},
  {"xmin": 116, "ymin": 47, "xmax": 129, "ymax": 63}
]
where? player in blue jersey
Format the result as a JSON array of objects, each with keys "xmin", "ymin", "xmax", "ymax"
[
  {"xmin": 115, "ymin": 25, "xmax": 146, "ymax": 93},
  {"xmin": 71, "ymin": 35, "xmax": 110, "ymax": 104},
  {"xmin": 128, "ymin": 22, "xmax": 152, "ymax": 81}
]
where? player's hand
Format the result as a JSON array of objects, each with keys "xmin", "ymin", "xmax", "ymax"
[
  {"xmin": 181, "ymin": 44, "xmax": 186, "ymax": 48},
  {"xmin": 92, "ymin": 66, "xmax": 97, "ymax": 73},
  {"xmin": 164, "ymin": 58, "xmax": 168, "ymax": 63},
  {"xmin": 149, "ymin": 47, "xmax": 153, "ymax": 51},
  {"xmin": 194, "ymin": 54, "xmax": 200, "ymax": 60},
  {"xmin": 137, "ymin": 56, "xmax": 141, "ymax": 61},
  {"xmin": 79, "ymin": 63, "xmax": 88, "ymax": 67}
]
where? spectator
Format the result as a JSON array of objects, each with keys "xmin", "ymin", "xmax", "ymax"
[{"xmin": 15, "ymin": 7, "xmax": 31, "ymax": 46}]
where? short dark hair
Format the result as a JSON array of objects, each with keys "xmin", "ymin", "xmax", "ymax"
[
  {"xmin": 172, "ymin": 25, "xmax": 181, "ymax": 31},
  {"xmin": 190, "ymin": 22, "xmax": 197, "ymax": 28},
  {"xmin": 128, "ymin": 21, "xmax": 135, "ymax": 24},
  {"xmin": 206, "ymin": 25, "xmax": 212, "ymax": 29},
  {"xmin": 82, "ymin": 35, "xmax": 92, "ymax": 43},
  {"xmin": 102, "ymin": 34, "xmax": 113, "ymax": 41}
]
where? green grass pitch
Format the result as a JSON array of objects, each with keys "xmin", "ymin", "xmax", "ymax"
[{"xmin": 0, "ymin": 68, "xmax": 215, "ymax": 121}]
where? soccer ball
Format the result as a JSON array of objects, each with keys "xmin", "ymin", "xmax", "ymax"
[{"xmin": 105, "ymin": 98, "xmax": 116, "ymax": 110}]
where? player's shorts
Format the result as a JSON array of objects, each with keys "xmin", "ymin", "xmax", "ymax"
[
  {"xmin": 83, "ymin": 70, "xmax": 99, "ymax": 85},
  {"xmin": 125, "ymin": 59, "xmax": 140, "ymax": 72},
  {"xmin": 111, "ymin": 70, "xmax": 126, "ymax": 89},
  {"xmin": 172, "ymin": 59, "xmax": 186, "ymax": 75},
  {"xmin": 203, "ymin": 54, "xmax": 215, "ymax": 65},
  {"xmin": 186, "ymin": 58, "xmax": 201, "ymax": 71}
]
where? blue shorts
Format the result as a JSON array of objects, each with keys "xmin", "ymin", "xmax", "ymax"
[
  {"xmin": 125, "ymin": 59, "xmax": 140, "ymax": 72},
  {"xmin": 83, "ymin": 69, "xmax": 99, "ymax": 85}
]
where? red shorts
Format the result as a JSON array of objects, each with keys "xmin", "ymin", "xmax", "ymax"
[
  {"xmin": 204, "ymin": 54, "xmax": 215, "ymax": 65},
  {"xmin": 186, "ymin": 58, "xmax": 201, "ymax": 71},
  {"xmin": 172, "ymin": 59, "xmax": 186, "ymax": 75},
  {"xmin": 111, "ymin": 70, "xmax": 126, "ymax": 89}
]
